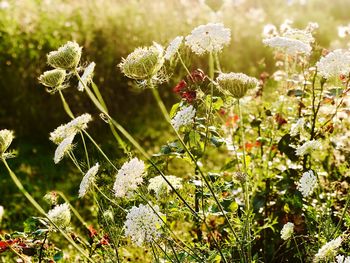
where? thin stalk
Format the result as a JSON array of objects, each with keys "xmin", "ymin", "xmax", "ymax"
[
  {"xmin": 58, "ymin": 90, "xmax": 74, "ymax": 118},
  {"xmin": 331, "ymin": 191, "xmax": 350, "ymax": 238},
  {"xmin": 293, "ymin": 236, "xmax": 303, "ymax": 263},
  {"xmin": 1, "ymin": 159, "xmax": 94, "ymax": 263},
  {"xmin": 80, "ymin": 131, "xmax": 90, "ymax": 169},
  {"xmin": 154, "ymin": 241, "xmax": 176, "ymax": 263},
  {"xmin": 177, "ymin": 52, "xmax": 193, "ymax": 81},
  {"xmin": 151, "ymin": 241, "xmax": 160, "ymax": 263},
  {"xmin": 38, "ymin": 231, "xmax": 48, "ymax": 263}
]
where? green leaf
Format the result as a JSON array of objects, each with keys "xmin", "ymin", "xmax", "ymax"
[
  {"xmin": 169, "ymin": 103, "xmax": 180, "ymax": 118},
  {"xmin": 277, "ymin": 134, "xmax": 298, "ymax": 162}
]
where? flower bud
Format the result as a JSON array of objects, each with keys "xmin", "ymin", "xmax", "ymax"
[
  {"xmin": 47, "ymin": 41, "xmax": 82, "ymax": 70},
  {"xmin": 216, "ymin": 72, "xmax": 259, "ymax": 99},
  {"xmin": 119, "ymin": 42, "xmax": 164, "ymax": 80},
  {"xmin": 39, "ymin": 69, "xmax": 66, "ymax": 88},
  {"xmin": 0, "ymin": 129, "xmax": 14, "ymax": 155}
]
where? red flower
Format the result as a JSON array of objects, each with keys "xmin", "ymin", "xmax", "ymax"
[
  {"xmin": 225, "ymin": 115, "xmax": 239, "ymax": 127},
  {"xmin": 99, "ymin": 234, "xmax": 110, "ymax": 246},
  {"xmin": 173, "ymin": 80, "xmax": 187, "ymax": 93},
  {"xmin": 181, "ymin": 91, "xmax": 196, "ymax": 103},
  {"xmin": 88, "ymin": 225, "xmax": 98, "ymax": 238},
  {"xmin": 274, "ymin": 113, "xmax": 287, "ymax": 126},
  {"xmin": 188, "ymin": 69, "xmax": 206, "ymax": 83}
]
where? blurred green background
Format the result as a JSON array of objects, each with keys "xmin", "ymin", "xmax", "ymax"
[{"xmin": 1, "ymin": 0, "xmax": 350, "ymax": 230}]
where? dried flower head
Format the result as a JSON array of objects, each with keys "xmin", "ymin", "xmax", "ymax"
[
  {"xmin": 295, "ymin": 140, "xmax": 321, "ymax": 156},
  {"xmin": 124, "ymin": 204, "xmax": 164, "ymax": 246},
  {"xmin": 47, "ymin": 41, "xmax": 82, "ymax": 70},
  {"xmin": 0, "ymin": 129, "xmax": 14, "ymax": 156},
  {"xmin": 148, "ymin": 175, "xmax": 182, "ymax": 197},
  {"xmin": 164, "ymin": 36, "xmax": 183, "ymax": 60},
  {"xmin": 314, "ymin": 237, "xmax": 342, "ymax": 262},
  {"xmin": 50, "ymin": 114, "xmax": 92, "ymax": 144},
  {"xmin": 216, "ymin": 72, "xmax": 259, "ymax": 99},
  {"xmin": 47, "ymin": 203, "xmax": 71, "ymax": 228},
  {"xmin": 79, "ymin": 163, "xmax": 99, "ymax": 198},
  {"xmin": 297, "ymin": 170, "xmax": 317, "ymax": 197},
  {"xmin": 316, "ymin": 49, "xmax": 350, "ymax": 79},
  {"xmin": 78, "ymin": 62, "xmax": 95, "ymax": 91},
  {"xmin": 54, "ymin": 134, "xmax": 75, "ymax": 164},
  {"xmin": 281, "ymin": 222, "xmax": 294, "ymax": 240},
  {"xmin": 38, "ymin": 69, "xmax": 66, "ymax": 89},
  {"xmin": 119, "ymin": 43, "xmax": 164, "ymax": 80},
  {"xmin": 113, "ymin": 158, "xmax": 146, "ymax": 198},
  {"xmin": 185, "ymin": 23, "xmax": 231, "ymax": 55},
  {"xmin": 171, "ymin": 105, "xmax": 196, "ymax": 131}
]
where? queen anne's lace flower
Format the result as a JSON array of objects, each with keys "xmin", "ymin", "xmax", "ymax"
[
  {"xmin": 185, "ymin": 23, "xmax": 231, "ymax": 55},
  {"xmin": 297, "ymin": 170, "xmax": 317, "ymax": 197},
  {"xmin": 124, "ymin": 204, "xmax": 163, "ymax": 246},
  {"xmin": 79, "ymin": 163, "xmax": 99, "ymax": 198},
  {"xmin": 148, "ymin": 175, "xmax": 182, "ymax": 197},
  {"xmin": 54, "ymin": 134, "xmax": 75, "ymax": 164},
  {"xmin": 314, "ymin": 237, "xmax": 342, "ymax": 262},
  {"xmin": 295, "ymin": 140, "xmax": 321, "ymax": 156},
  {"xmin": 281, "ymin": 222, "xmax": 294, "ymax": 240},
  {"xmin": 47, "ymin": 203, "xmax": 71, "ymax": 228},
  {"xmin": 39, "ymin": 69, "xmax": 66, "ymax": 89},
  {"xmin": 171, "ymin": 105, "xmax": 196, "ymax": 131},
  {"xmin": 78, "ymin": 62, "xmax": 95, "ymax": 91},
  {"xmin": 113, "ymin": 158, "xmax": 146, "ymax": 197},
  {"xmin": 316, "ymin": 49, "xmax": 350, "ymax": 79},
  {"xmin": 290, "ymin": 118, "xmax": 305, "ymax": 137},
  {"xmin": 263, "ymin": 36, "xmax": 312, "ymax": 55},
  {"xmin": 0, "ymin": 129, "xmax": 14, "ymax": 155},
  {"xmin": 47, "ymin": 41, "xmax": 82, "ymax": 70},
  {"xmin": 164, "ymin": 36, "xmax": 183, "ymax": 60},
  {"xmin": 336, "ymin": 254, "xmax": 350, "ymax": 263},
  {"xmin": 50, "ymin": 114, "xmax": 92, "ymax": 144}
]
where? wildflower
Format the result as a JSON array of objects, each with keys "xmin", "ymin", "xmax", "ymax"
[
  {"xmin": 148, "ymin": 175, "xmax": 182, "ymax": 197},
  {"xmin": 173, "ymin": 80, "xmax": 187, "ymax": 93},
  {"xmin": 0, "ymin": 129, "xmax": 14, "ymax": 156},
  {"xmin": 297, "ymin": 170, "xmax": 317, "ymax": 197},
  {"xmin": 281, "ymin": 222, "xmax": 294, "ymax": 240},
  {"xmin": 338, "ymin": 25, "xmax": 350, "ymax": 38},
  {"xmin": 263, "ymin": 36, "xmax": 312, "ymax": 55},
  {"xmin": 0, "ymin": 206, "xmax": 4, "ymax": 222},
  {"xmin": 79, "ymin": 163, "xmax": 99, "ymax": 198},
  {"xmin": 262, "ymin": 24, "xmax": 278, "ymax": 38},
  {"xmin": 43, "ymin": 192, "xmax": 58, "ymax": 206},
  {"xmin": 164, "ymin": 36, "xmax": 183, "ymax": 60},
  {"xmin": 47, "ymin": 203, "xmax": 71, "ymax": 228},
  {"xmin": 216, "ymin": 72, "xmax": 259, "ymax": 99},
  {"xmin": 185, "ymin": 23, "xmax": 231, "ymax": 55},
  {"xmin": 78, "ymin": 62, "xmax": 95, "ymax": 91},
  {"xmin": 290, "ymin": 118, "xmax": 305, "ymax": 137},
  {"xmin": 113, "ymin": 158, "xmax": 146, "ymax": 198},
  {"xmin": 50, "ymin": 113, "xmax": 92, "ymax": 144},
  {"xmin": 119, "ymin": 43, "xmax": 164, "ymax": 80},
  {"xmin": 124, "ymin": 204, "xmax": 164, "ymax": 246},
  {"xmin": 54, "ymin": 134, "xmax": 75, "ymax": 164},
  {"xmin": 295, "ymin": 139, "xmax": 321, "ymax": 156},
  {"xmin": 336, "ymin": 254, "xmax": 350, "ymax": 263},
  {"xmin": 47, "ymin": 41, "xmax": 82, "ymax": 70},
  {"xmin": 316, "ymin": 49, "xmax": 350, "ymax": 79},
  {"xmin": 171, "ymin": 105, "xmax": 196, "ymax": 131},
  {"xmin": 38, "ymin": 69, "xmax": 66, "ymax": 89},
  {"xmin": 314, "ymin": 237, "xmax": 342, "ymax": 262}
]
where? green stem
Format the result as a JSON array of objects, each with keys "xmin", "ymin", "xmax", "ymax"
[
  {"xmin": 293, "ymin": 236, "xmax": 303, "ymax": 263},
  {"xmin": 80, "ymin": 131, "xmax": 90, "ymax": 169},
  {"xmin": 58, "ymin": 90, "xmax": 74, "ymax": 118},
  {"xmin": 331, "ymin": 191, "xmax": 350, "ymax": 238}
]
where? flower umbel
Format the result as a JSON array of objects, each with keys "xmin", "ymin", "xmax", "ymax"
[
  {"xmin": 124, "ymin": 204, "xmax": 164, "ymax": 246},
  {"xmin": 54, "ymin": 134, "xmax": 75, "ymax": 164},
  {"xmin": 171, "ymin": 105, "xmax": 196, "ymax": 131},
  {"xmin": 47, "ymin": 203, "xmax": 71, "ymax": 228},
  {"xmin": 47, "ymin": 41, "xmax": 82, "ymax": 70},
  {"xmin": 295, "ymin": 139, "xmax": 321, "ymax": 156},
  {"xmin": 316, "ymin": 49, "xmax": 350, "ymax": 79},
  {"xmin": 38, "ymin": 69, "xmax": 66, "ymax": 91},
  {"xmin": 78, "ymin": 62, "xmax": 96, "ymax": 91},
  {"xmin": 113, "ymin": 157, "xmax": 146, "ymax": 198},
  {"xmin": 281, "ymin": 222, "xmax": 294, "ymax": 240},
  {"xmin": 164, "ymin": 36, "xmax": 183, "ymax": 60},
  {"xmin": 0, "ymin": 129, "xmax": 14, "ymax": 156},
  {"xmin": 148, "ymin": 175, "xmax": 182, "ymax": 198},
  {"xmin": 297, "ymin": 170, "xmax": 317, "ymax": 197},
  {"xmin": 314, "ymin": 237, "xmax": 342, "ymax": 262},
  {"xmin": 79, "ymin": 163, "xmax": 99, "ymax": 198}
]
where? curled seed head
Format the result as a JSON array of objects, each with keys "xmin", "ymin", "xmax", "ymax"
[
  {"xmin": 47, "ymin": 41, "xmax": 82, "ymax": 70},
  {"xmin": 39, "ymin": 69, "xmax": 66, "ymax": 88}
]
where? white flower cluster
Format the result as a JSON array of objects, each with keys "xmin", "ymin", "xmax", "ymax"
[
  {"xmin": 50, "ymin": 113, "xmax": 93, "ymax": 144},
  {"xmin": 280, "ymin": 222, "xmax": 294, "ymax": 240},
  {"xmin": 314, "ymin": 236, "xmax": 342, "ymax": 262},
  {"xmin": 338, "ymin": 24, "xmax": 350, "ymax": 38},
  {"xmin": 47, "ymin": 203, "xmax": 71, "ymax": 228},
  {"xmin": 113, "ymin": 157, "xmax": 146, "ymax": 198},
  {"xmin": 336, "ymin": 254, "xmax": 350, "ymax": 263},
  {"xmin": 164, "ymin": 36, "xmax": 183, "ymax": 60},
  {"xmin": 79, "ymin": 163, "xmax": 99, "ymax": 198},
  {"xmin": 148, "ymin": 175, "xmax": 182, "ymax": 197},
  {"xmin": 124, "ymin": 204, "xmax": 163, "ymax": 246},
  {"xmin": 78, "ymin": 62, "xmax": 95, "ymax": 91},
  {"xmin": 297, "ymin": 170, "xmax": 317, "ymax": 197},
  {"xmin": 290, "ymin": 118, "xmax": 305, "ymax": 137},
  {"xmin": 316, "ymin": 49, "xmax": 350, "ymax": 79},
  {"xmin": 263, "ymin": 36, "xmax": 312, "ymax": 55},
  {"xmin": 54, "ymin": 134, "xmax": 75, "ymax": 164},
  {"xmin": 0, "ymin": 129, "xmax": 14, "ymax": 155},
  {"xmin": 185, "ymin": 23, "xmax": 231, "ymax": 55},
  {"xmin": 171, "ymin": 105, "xmax": 196, "ymax": 131},
  {"xmin": 295, "ymin": 139, "xmax": 321, "ymax": 156}
]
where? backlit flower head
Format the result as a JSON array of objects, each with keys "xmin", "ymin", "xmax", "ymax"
[
  {"xmin": 124, "ymin": 204, "xmax": 163, "ymax": 246},
  {"xmin": 171, "ymin": 105, "xmax": 196, "ymax": 131},
  {"xmin": 316, "ymin": 49, "xmax": 350, "ymax": 79},
  {"xmin": 47, "ymin": 41, "xmax": 82, "ymax": 70},
  {"xmin": 290, "ymin": 118, "xmax": 305, "ymax": 137},
  {"xmin": 113, "ymin": 157, "xmax": 146, "ymax": 198},
  {"xmin": 297, "ymin": 170, "xmax": 317, "ymax": 197},
  {"xmin": 78, "ymin": 62, "xmax": 95, "ymax": 91},
  {"xmin": 54, "ymin": 134, "xmax": 75, "ymax": 164},
  {"xmin": 148, "ymin": 175, "xmax": 182, "ymax": 198},
  {"xmin": 216, "ymin": 72, "xmax": 259, "ymax": 99},
  {"xmin": 47, "ymin": 203, "xmax": 71, "ymax": 228},
  {"xmin": 263, "ymin": 36, "xmax": 312, "ymax": 55},
  {"xmin": 295, "ymin": 139, "xmax": 321, "ymax": 156},
  {"xmin": 314, "ymin": 237, "xmax": 342, "ymax": 262},
  {"xmin": 79, "ymin": 163, "xmax": 99, "ymax": 198},
  {"xmin": 119, "ymin": 43, "xmax": 164, "ymax": 80},
  {"xmin": 0, "ymin": 129, "xmax": 14, "ymax": 156},
  {"xmin": 164, "ymin": 36, "xmax": 183, "ymax": 60},
  {"xmin": 38, "ymin": 69, "xmax": 66, "ymax": 90},
  {"xmin": 185, "ymin": 23, "xmax": 231, "ymax": 55},
  {"xmin": 281, "ymin": 222, "xmax": 294, "ymax": 240},
  {"xmin": 336, "ymin": 254, "xmax": 350, "ymax": 263},
  {"xmin": 50, "ymin": 113, "xmax": 92, "ymax": 144}
]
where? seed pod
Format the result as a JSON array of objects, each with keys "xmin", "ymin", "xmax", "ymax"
[
  {"xmin": 47, "ymin": 41, "xmax": 82, "ymax": 70},
  {"xmin": 38, "ymin": 69, "xmax": 66, "ymax": 88}
]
